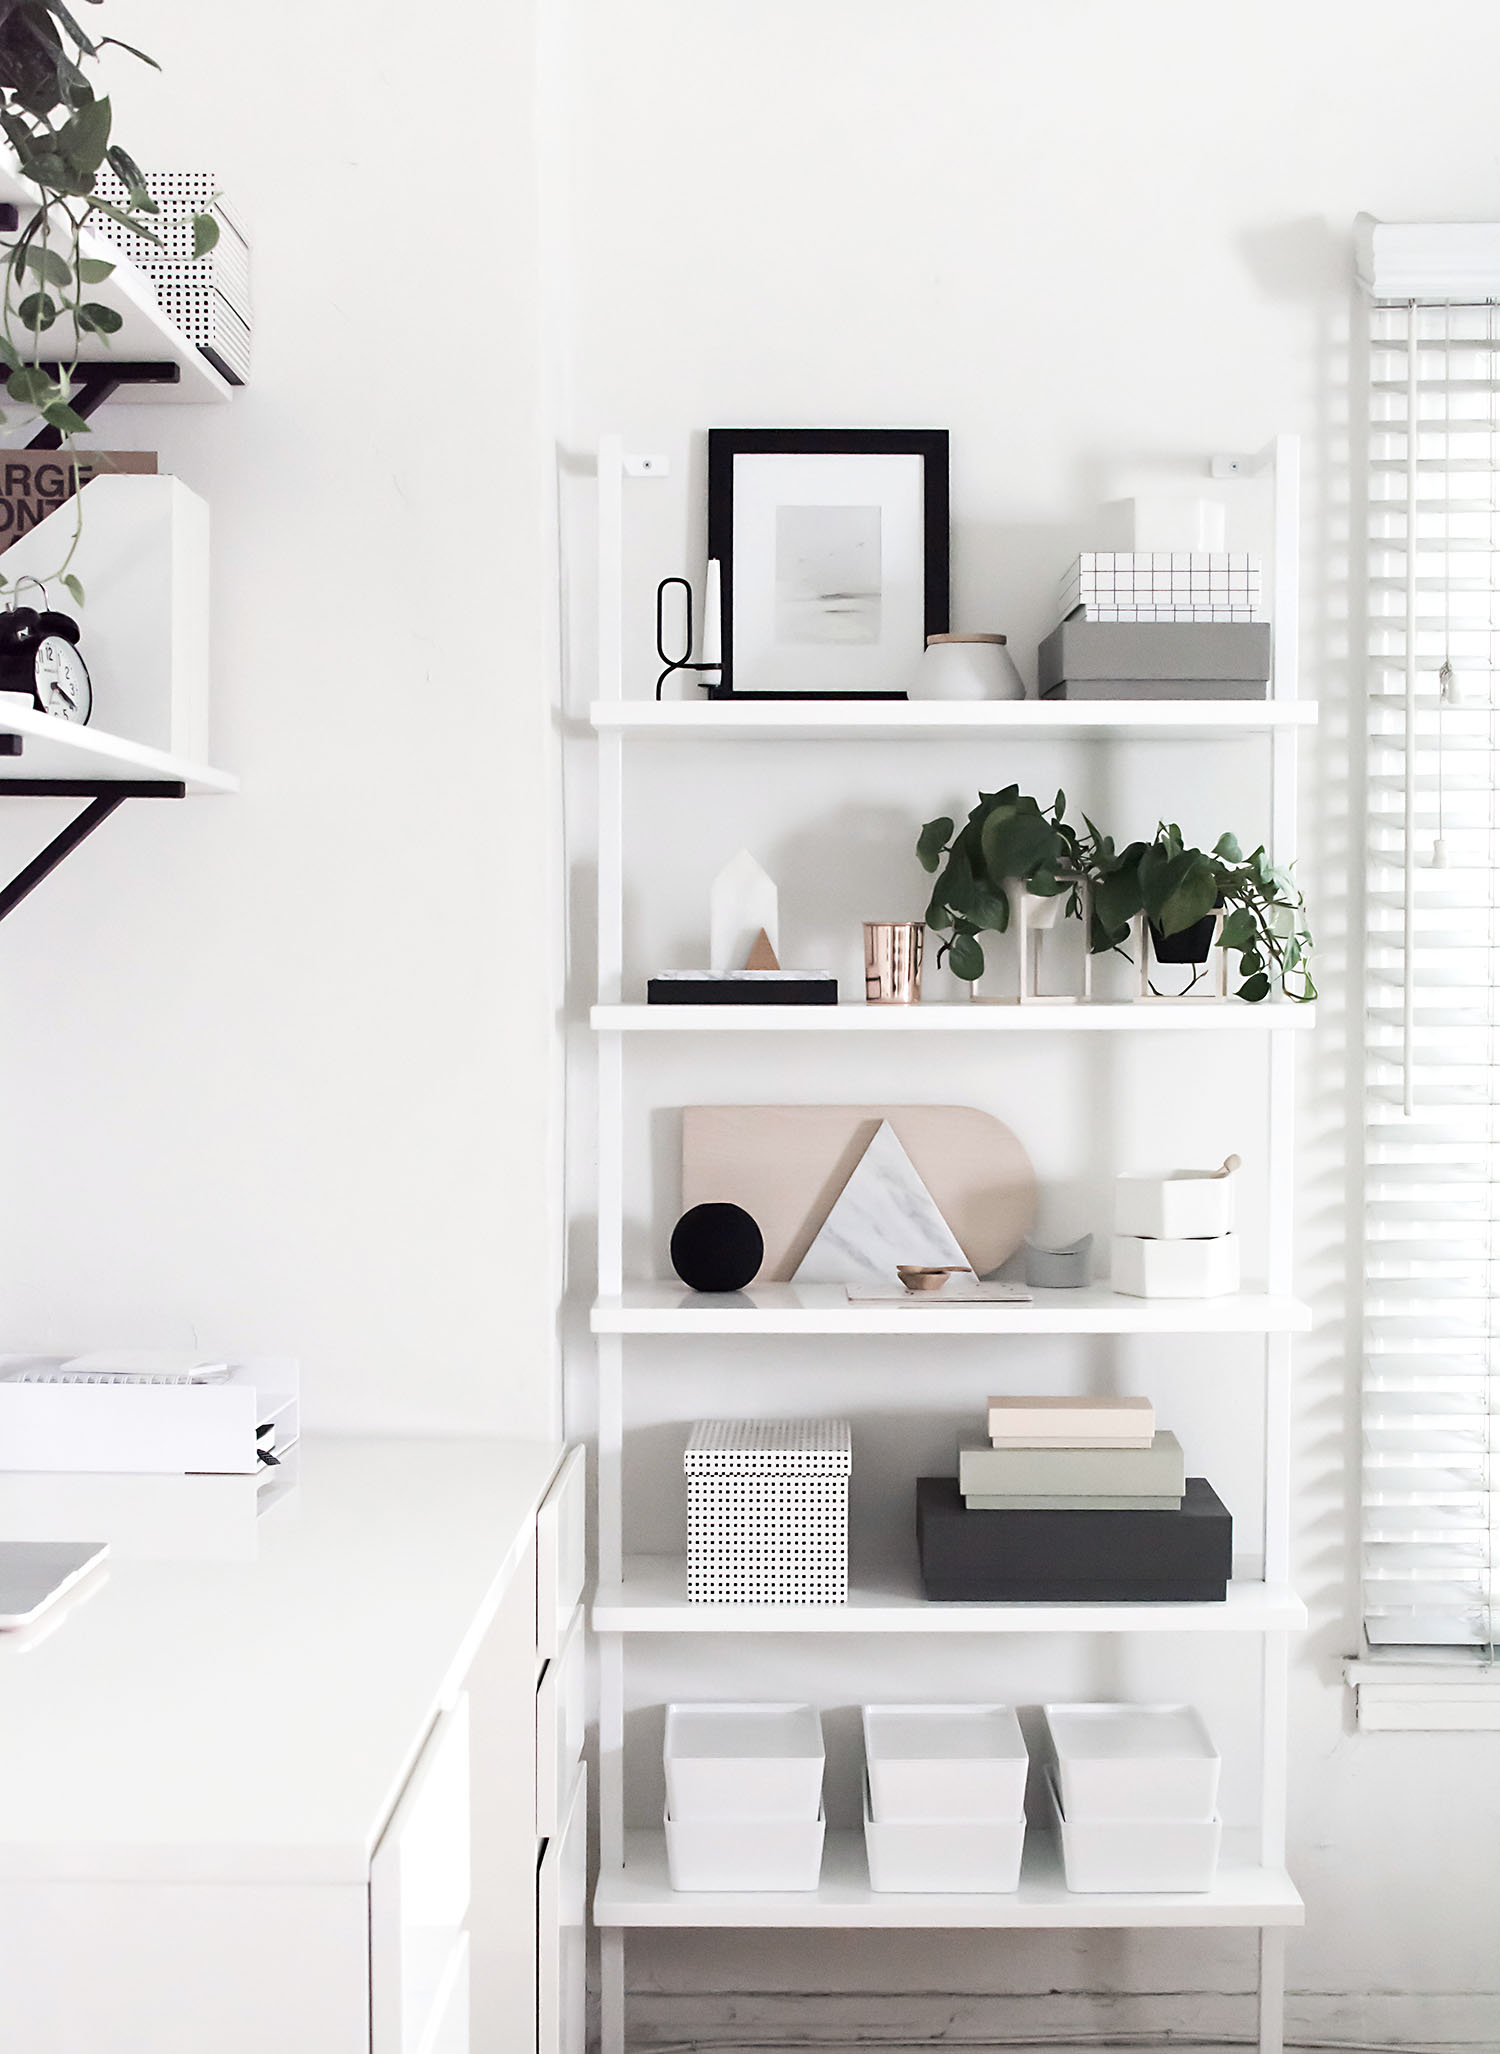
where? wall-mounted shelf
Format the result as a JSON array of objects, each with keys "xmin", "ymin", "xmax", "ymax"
[
  {"xmin": 0, "ymin": 159, "xmax": 233, "ymax": 409},
  {"xmin": 592, "ymin": 1283, "xmax": 1312, "ymax": 1337},
  {"xmin": 594, "ymin": 1002, "xmax": 1316, "ymax": 1034},
  {"xmin": 594, "ymin": 1558, "xmax": 1308, "ymax": 1636},
  {"xmin": 0, "ymin": 704, "xmax": 234, "ymax": 794},
  {"xmin": 596, "ymin": 1831, "xmax": 1304, "ymax": 1930},
  {"xmin": 591, "ymin": 701, "xmax": 1317, "ymax": 742}
]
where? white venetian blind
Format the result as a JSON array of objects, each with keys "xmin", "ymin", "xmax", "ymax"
[{"xmin": 1365, "ymin": 297, "xmax": 1500, "ymax": 1653}]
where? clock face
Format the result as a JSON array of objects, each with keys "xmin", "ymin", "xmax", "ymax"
[{"xmin": 34, "ymin": 634, "xmax": 91, "ymax": 724}]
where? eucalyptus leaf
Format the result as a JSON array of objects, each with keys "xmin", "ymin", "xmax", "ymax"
[
  {"xmin": 76, "ymin": 254, "xmax": 113, "ymax": 283},
  {"xmin": 22, "ymin": 244, "xmax": 71, "ymax": 287},
  {"xmin": 56, "ymin": 92, "xmax": 110, "ymax": 178},
  {"xmin": 192, "ymin": 211, "xmax": 219, "ymax": 258},
  {"xmin": 948, "ymin": 932, "xmax": 985, "ymax": 983},
  {"xmin": 17, "ymin": 291, "xmax": 57, "ymax": 331},
  {"xmin": 76, "ymin": 299, "xmax": 120, "ymax": 333},
  {"xmin": 5, "ymin": 366, "xmax": 56, "ymax": 405},
  {"xmin": 60, "ymin": 572, "xmax": 84, "ymax": 606},
  {"xmin": 915, "ymin": 816, "xmax": 953, "ymax": 874},
  {"xmin": 1237, "ymin": 971, "xmax": 1271, "ymax": 1003}
]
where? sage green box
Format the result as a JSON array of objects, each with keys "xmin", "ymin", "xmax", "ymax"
[{"xmin": 957, "ymin": 1430, "xmax": 1185, "ymax": 1499}]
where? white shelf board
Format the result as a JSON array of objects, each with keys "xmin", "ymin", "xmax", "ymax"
[
  {"xmin": 593, "ymin": 1282, "xmax": 1311, "ymax": 1336},
  {"xmin": 595, "ymin": 1829, "xmax": 1304, "ymax": 1929},
  {"xmin": 590, "ymin": 700, "xmax": 1317, "ymax": 742},
  {"xmin": 593, "ymin": 1557, "xmax": 1308, "ymax": 1636},
  {"xmin": 593, "ymin": 1001, "xmax": 1316, "ymax": 1034},
  {"xmin": 0, "ymin": 703, "xmax": 233, "ymax": 793},
  {"xmin": 0, "ymin": 157, "xmax": 232, "ymax": 406}
]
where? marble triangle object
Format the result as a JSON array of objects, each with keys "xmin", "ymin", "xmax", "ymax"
[
  {"xmin": 710, "ymin": 851, "xmax": 779, "ymax": 972},
  {"xmin": 792, "ymin": 1120, "xmax": 968, "ymax": 1287}
]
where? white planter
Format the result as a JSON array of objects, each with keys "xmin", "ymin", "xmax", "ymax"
[
  {"xmin": 664, "ymin": 1702, "xmax": 824, "ymax": 1820},
  {"xmin": 1042, "ymin": 1703, "xmax": 1221, "ymax": 1821},
  {"xmin": 1046, "ymin": 1770, "xmax": 1221, "ymax": 1893},
  {"xmin": 862, "ymin": 1775, "xmax": 1025, "ymax": 1892},
  {"xmin": 862, "ymin": 1704, "xmax": 1028, "ymax": 1822},
  {"xmin": 1115, "ymin": 1168, "xmax": 1237, "ymax": 1239},
  {"xmin": 665, "ymin": 1803, "xmax": 825, "ymax": 1891},
  {"xmin": 1111, "ymin": 1233, "xmax": 1239, "ymax": 1298}
]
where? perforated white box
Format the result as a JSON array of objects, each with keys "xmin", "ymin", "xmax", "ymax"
[
  {"xmin": 685, "ymin": 1419, "xmax": 850, "ymax": 1605},
  {"xmin": 89, "ymin": 170, "xmax": 251, "ymax": 386}
]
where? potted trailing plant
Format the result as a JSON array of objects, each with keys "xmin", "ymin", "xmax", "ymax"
[
  {"xmin": 916, "ymin": 785, "xmax": 1085, "ymax": 983},
  {"xmin": 0, "ymin": 2, "xmax": 217, "ymax": 604},
  {"xmin": 1083, "ymin": 819, "xmax": 1315, "ymax": 1002}
]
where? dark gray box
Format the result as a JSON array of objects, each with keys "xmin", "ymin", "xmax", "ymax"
[{"xmin": 1038, "ymin": 621, "xmax": 1272, "ymax": 701}]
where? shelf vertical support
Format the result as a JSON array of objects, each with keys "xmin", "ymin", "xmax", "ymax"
[{"xmin": 1258, "ymin": 1926, "xmax": 1287, "ymax": 2054}]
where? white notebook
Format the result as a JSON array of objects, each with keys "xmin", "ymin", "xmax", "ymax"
[{"xmin": 0, "ymin": 1540, "xmax": 109, "ymax": 1628}]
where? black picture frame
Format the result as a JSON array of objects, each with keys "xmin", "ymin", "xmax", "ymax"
[{"xmin": 705, "ymin": 428, "xmax": 950, "ymax": 699}]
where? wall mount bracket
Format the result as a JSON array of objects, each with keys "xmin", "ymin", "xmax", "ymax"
[
  {"xmin": 0, "ymin": 361, "xmax": 182, "ymax": 450},
  {"xmin": 0, "ymin": 773, "xmax": 185, "ymax": 923}
]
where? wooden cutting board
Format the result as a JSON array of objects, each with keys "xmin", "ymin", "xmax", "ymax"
[{"xmin": 681, "ymin": 1106, "xmax": 1037, "ymax": 1281}]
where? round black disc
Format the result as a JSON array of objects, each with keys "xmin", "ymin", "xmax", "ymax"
[{"xmin": 669, "ymin": 1202, "xmax": 764, "ymax": 1293}]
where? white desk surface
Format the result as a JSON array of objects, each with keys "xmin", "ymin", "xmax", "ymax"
[{"xmin": 0, "ymin": 1436, "xmax": 564, "ymax": 1884}]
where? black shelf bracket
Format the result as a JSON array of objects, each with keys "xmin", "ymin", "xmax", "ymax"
[
  {"xmin": 4, "ymin": 361, "xmax": 182, "ymax": 450},
  {"xmin": 0, "ymin": 776, "xmax": 185, "ymax": 924}
]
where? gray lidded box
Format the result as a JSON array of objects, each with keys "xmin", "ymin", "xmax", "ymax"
[{"xmin": 1038, "ymin": 621, "xmax": 1271, "ymax": 700}]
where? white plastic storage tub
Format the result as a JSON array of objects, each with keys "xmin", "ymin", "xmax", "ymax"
[
  {"xmin": 1042, "ymin": 1703, "xmax": 1220, "ymax": 1821},
  {"xmin": 1114, "ymin": 1166, "xmax": 1237, "ymax": 1240},
  {"xmin": 1112, "ymin": 1232, "xmax": 1239, "ymax": 1299},
  {"xmin": 665, "ymin": 1803, "xmax": 826, "ymax": 1891},
  {"xmin": 863, "ymin": 1776, "xmax": 1025, "ymax": 1892},
  {"xmin": 1046, "ymin": 1770, "xmax": 1221, "ymax": 1892},
  {"xmin": 862, "ymin": 1704, "xmax": 1028, "ymax": 1822},
  {"xmin": 664, "ymin": 1702, "xmax": 825, "ymax": 1821}
]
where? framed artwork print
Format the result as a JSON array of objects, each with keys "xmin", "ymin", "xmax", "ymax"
[{"xmin": 705, "ymin": 428, "xmax": 949, "ymax": 698}]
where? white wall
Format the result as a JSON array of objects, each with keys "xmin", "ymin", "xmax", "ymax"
[
  {"xmin": 558, "ymin": 2, "xmax": 1500, "ymax": 2047},
  {"xmin": 0, "ymin": 0, "xmax": 561, "ymax": 1435}
]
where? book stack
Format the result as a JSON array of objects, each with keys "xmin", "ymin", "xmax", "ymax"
[
  {"xmin": 915, "ymin": 1394, "xmax": 1232, "ymax": 1603},
  {"xmin": 1059, "ymin": 552, "xmax": 1262, "ymax": 624}
]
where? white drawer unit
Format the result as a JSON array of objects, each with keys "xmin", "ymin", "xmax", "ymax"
[
  {"xmin": 536, "ymin": 1445, "xmax": 586, "ymax": 1661},
  {"xmin": 536, "ymin": 1610, "xmax": 586, "ymax": 1838},
  {"xmin": 371, "ymin": 1698, "xmax": 472, "ymax": 2054},
  {"xmin": 538, "ymin": 1765, "xmax": 588, "ymax": 2054}
]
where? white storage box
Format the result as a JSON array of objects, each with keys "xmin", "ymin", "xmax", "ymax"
[
  {"xmin": 863, "ymin": 1775, "xmax": 1025, "ymax": 1892},
  {"xmin": 1115, "ymin": 1167, "xmax": 1237, "ymax": 1240},
  {"xmin": 0, "ymin": 1357, "xmax": 298, "ymax": 1475},
  {"xmin": 1046, "ymin": 1770, "xmax": 1221, "ymax": 1892},
  {"xmin": 1042, "ymin": 1703, "xmax": 1221, "ymax": 1821},
  {"xmin": 862, "ymin": 1704, "xmax": 1027, "ymax": 1822},
  {"xmin": 665, "ymin": 1802, "xmax": 825, "ymax": 1891},
  {"xmin": 1112, "ymin": 1233, "xmax": 1239, "ymax": 1299},
  {"xmin": 686, "ymin": 1419, "xmax": 850, "ymax": 1604},
  {"xmin": 664, "ymin": 1702, "xmax": 824, "ymax": 1821}
]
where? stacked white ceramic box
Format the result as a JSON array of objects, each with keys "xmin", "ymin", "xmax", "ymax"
[
  {"xmin": 1059, "ymin": 553, "xmax": 1261, "ymax": 623},
  {"xmin": 1112, "ymin": 1167, "xmax": 1239, "ymax": 1298},
  {"xmin": 861, "ymin": 1705, "xmax": 1028, "ymax": 1891},
  {"xmin": 1042, "ymin": 1703, "xmax": 1223, "ymax": 1891},
  {"xmin": 663, "ymin": 1702, "xmax": 826, "ymax": 1890},
  {"xmin": 685, "ymin": 1419, "xmax": 850, "ymax": 1604}
]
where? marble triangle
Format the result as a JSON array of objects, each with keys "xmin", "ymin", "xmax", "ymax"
[{"xmin": 792, "ymin": 1120, "xmax": 969, "ymax": 1286}]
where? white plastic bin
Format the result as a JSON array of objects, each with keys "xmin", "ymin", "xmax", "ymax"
[
  {"xmin": 664, "ymin": 1702, "xmax": 824, "ymax": 1821},
  {"xmin": 863, "ymin": 1775, "xmax": 1025, "ymax": 1892},
  {"xmin": 1114, "ymin": 1167, "xmax": 1237, "ymax": 1240},
  {"xmin": 862, "ymin": 1704, "xmax": 1028, "ymax": 1822},
  {"xmin": 1112, "ymin": 1232, "xmax": 1239, "ymax": 1299},
  {"xmin": 665, "ymin": 1803, "xmax": 826, "ymax": 1891},
  {"xmin": 1042, "ymin": 1703, "xmax": 1221, "ymax": 1821},
  {"xmin": 1046, "ymin": 1770, "xmax": 1221, "ymax": 1892}
]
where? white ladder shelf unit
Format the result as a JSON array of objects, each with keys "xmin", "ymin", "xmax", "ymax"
[{"xmin": 588, "ymin": 433, "xmax": 1308, "ymax": 2054}]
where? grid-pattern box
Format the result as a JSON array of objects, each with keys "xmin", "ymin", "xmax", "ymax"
[
  {"xmin": 89, "ymin": 170, "xmax": 251, "ymax": 386},
  {"xmin": 1060, "ymin": 552, "xmax": 1261, "ymax": 624},
  {"xmin": 686, "ymin": 1418, "xmax": 851, "ymax": 1605}
]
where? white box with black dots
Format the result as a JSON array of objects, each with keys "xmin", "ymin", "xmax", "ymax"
[
  {"xmin": 685, "ymin": 1418, "xmax": 851, "ymax": 1605},
  {"xmin": 89, "ymin": 169, "xmax": 251, "ymax": 387}
]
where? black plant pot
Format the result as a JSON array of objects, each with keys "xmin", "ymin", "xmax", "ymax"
[{"xmin": 1149, "ymin": 913, "xmax": 1218, "ymax": 965}]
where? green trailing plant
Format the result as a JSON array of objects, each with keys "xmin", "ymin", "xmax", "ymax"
[
  {"xmin": 1082, "ymin": 818, "xmax": 1316, "ymax": 1002},
  {"xmin": 0, "ymin": 1, "xmax": 218, "ymax": 603},
  {"xmin": 916, "ymin": 785, "xmax": 1086, "ymax": 983}
]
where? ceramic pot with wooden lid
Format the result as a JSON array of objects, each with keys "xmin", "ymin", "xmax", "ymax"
[{"xmin": 914, "ymin": 633, "xmax": 1026, "ymax": 701}]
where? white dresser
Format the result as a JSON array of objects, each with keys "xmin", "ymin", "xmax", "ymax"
[{"xmin": 0, "ymin": 1436, "xmax": 586, "ymax": 2054}]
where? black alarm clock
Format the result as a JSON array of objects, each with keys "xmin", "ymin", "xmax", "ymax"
[{"xmin": 0, "ymin": 606, "xmax": 92, "ymax": 724}]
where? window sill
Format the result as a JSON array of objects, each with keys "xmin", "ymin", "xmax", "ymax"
[{"xmin": 1346, "ymin": 1648, "xmax": 1500, "ymax": 1730}]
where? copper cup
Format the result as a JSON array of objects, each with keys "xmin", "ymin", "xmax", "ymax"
[{"xmin": 864, "ymin": 921, "xmax": 924, "ymax": 1004}]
